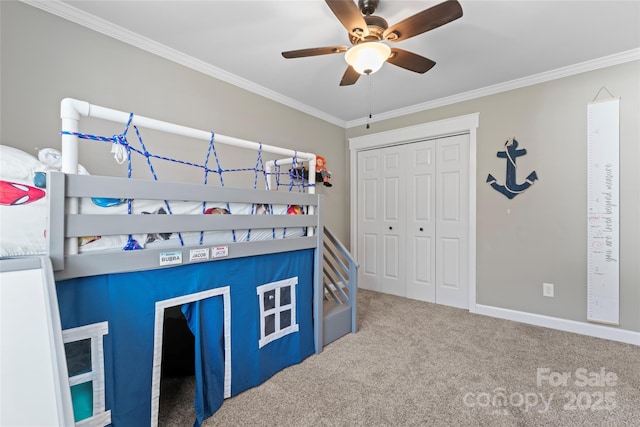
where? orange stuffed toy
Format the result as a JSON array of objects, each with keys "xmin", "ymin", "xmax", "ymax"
[{"xmin": 316, "ymin": 156, "xmax": 332, "ymax": 187}]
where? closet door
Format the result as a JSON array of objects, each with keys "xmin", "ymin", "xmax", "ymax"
[
  {"xmin": 435, "ymin": 134, "xmax": 469, "ymax": 309},
  {"xmin": 356, "ymin": 146, "xmax": 406, "ymax": 296},
  {"xmin": 406, "ymin": 140, "xmax": 436, "ymax": 302},
  {"xmin": 378, "ymin": 146, "xmax": 406, "ymax": 296},
  {"xmin": 357, "ymin": 149, "xmax": 381, "ymax": 292},
  {"xmin": 356, "ymin": 134, "xmax": 468, "ymax": 308}
]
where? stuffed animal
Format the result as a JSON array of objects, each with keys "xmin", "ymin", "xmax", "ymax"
[
  {"xmin": 316, "ymin": 156, "xmax": 332, "ymax": 187},
  {"xmin": 254, "ymin": 203, "xmax": 270, "ymax": 215},
  {"xmin": 287, "ymin": 205, "xmax": 303, "ymax": 215},
  {"xmin": 205, "ymin": 207, "xmax": 230, "ymax": 215}
]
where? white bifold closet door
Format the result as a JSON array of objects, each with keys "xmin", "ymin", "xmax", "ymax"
[
  {"xmin": 358, "ymin": 145, "xmax": 407, "ymax": 298},
  {"xmin": 357, "ymin": 133, "xmax": 469, "ymax": 309}
]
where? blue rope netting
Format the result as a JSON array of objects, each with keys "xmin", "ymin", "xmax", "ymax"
[
  {"xmin": 61, "ymin": 114, "xmax": 311, "ymax": 250},
  {"xmin": 275, "ymin": 153, "xmax": 308, "ymax": 238}
]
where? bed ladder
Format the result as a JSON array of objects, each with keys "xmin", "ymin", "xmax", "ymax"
[{"xmin": 321, "ymin": 227, "xmax": 358, "ymax": 346}]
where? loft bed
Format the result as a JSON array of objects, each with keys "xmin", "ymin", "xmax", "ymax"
[{"xmin": 0, "ymin": 98, "xmax": 353, "ymax": 427}]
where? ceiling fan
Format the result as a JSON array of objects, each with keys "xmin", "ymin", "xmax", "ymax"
[{"xmin": 281, "ymin": 0, "xmax": 463, "ymax": 86}]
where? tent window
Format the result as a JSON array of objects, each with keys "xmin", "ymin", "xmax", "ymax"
[
  {"xmin": 265, "ymin": 313, "xmax": 276, "ymax": 335},
  {"xmin": 65, "ymin": 339, "xmax": 91, "ymax": 377},
  {"xmin": 257, "ymin": 277, "xmax": 299, "ymax": 348},
  {"xmin": 280, "ymin": 309, "xmax": 292, "ymax": 329},
  {"xmin": 281, "ymin": 286, "xmax": 291, "ymax": 305},
  {"xmin": 62, "ymin": 322, "xmax": 111, "ymax": 426},
  {"xmin": 69, "ymin": 381, "xmax": 93, "ymax": 423},
  {"xmin": 264, "ymin": 289, "xmax": 276, "ymax": 310}
]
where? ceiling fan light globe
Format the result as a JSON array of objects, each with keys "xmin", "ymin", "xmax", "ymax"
[{"xmin": 345, "ymin": 42, "xmax": 391, "ymax": 75}]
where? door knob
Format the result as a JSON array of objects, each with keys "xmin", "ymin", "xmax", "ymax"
[
  {"xmin": 389, "ymin": 226, "xmax": 393, "ymax": 230},
  {"xmin": 419, "ymin": 227, "xmax": 424, "ymax": 231}
]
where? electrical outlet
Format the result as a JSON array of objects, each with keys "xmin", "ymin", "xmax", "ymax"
[{"xmin": 543, "ymin": 283, "xmax": 554, "ymax": 298}]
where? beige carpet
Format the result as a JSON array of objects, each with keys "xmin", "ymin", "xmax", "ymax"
[{"xmin": 159, "ymin": 289, "xmax": 640, "ymax": 426}]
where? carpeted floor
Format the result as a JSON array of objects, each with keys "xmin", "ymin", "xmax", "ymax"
[{"xmin": 159, "ymin": 289, "xmax": 640, "ymax": 426}]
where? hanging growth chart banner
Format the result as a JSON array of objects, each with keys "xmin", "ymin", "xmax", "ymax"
[{"xmin": 586, "ymin": 98, "xmax": 620, "ymax": 325}]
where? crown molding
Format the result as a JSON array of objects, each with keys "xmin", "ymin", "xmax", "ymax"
[
  {"xmin": 346, "ymin": 48, "xmax": 640, "ymax": 128},
  {"xmin": 21, "ymin": 1, "xmax": 638, "ymax": 131},
  {"xmin": 21, "ymin": 0, "xmax": 347, "ymax": 128}
]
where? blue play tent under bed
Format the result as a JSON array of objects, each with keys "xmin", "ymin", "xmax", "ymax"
[{"xmin": 48, "ymin": 169, "xmax": 323, "ymax": 427}]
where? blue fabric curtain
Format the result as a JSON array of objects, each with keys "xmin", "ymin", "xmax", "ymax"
[
  {"xmin": 182, "ymin": 298, "xmax": 225, "ymax": 427},
  {"xmin": 56, "ymin": 249, "xmax": 315, "ymax": 426}
]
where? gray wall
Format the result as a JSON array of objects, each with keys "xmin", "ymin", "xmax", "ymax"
[
  {"xmin": 347, "ymin": 61, "xmax": 640, "ymax": 333},
  {"xmin": 0, "ymin": 1, "xmax": 348, "ymax": 243},
  {"xmin": 2, "ymin": 2, "xmax": 638, "ymax": 334}
]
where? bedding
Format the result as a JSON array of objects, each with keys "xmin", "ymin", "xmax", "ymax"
[
  {"xmin": 1, "ymin": 145, "xmax": 55, "ymax": 257},
  {"xmin": 75, "ymin": 198, "xmax": 305, "ymax": 253},
  {"xmin": 0, "ymin": 145, "xmax": 305, "ymax": 258}
]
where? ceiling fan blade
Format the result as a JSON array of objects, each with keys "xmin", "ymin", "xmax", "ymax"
[
  {"xmin": 340, "ymin": 65, "xmax": 361, "ymax": 86},
  {"xmin": 282, "ymin": 46, "xmax": 348, "ymax": 59},
  {"xmin": 386, "ymin": 48, "xmax": 436, "ymax": 74},
  {"xmin": 325, "ymin": 0, "xmax": 369, "ymax": 39},
  {"xmin": 383, "ymin": 0, "xmax": 463, "ymax": 43}
]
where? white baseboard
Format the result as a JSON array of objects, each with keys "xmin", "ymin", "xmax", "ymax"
[{"xmin": 475, "ymin": 304, "xmax": 640, "ymax": 346}]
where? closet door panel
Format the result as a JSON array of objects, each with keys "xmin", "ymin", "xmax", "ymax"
[
  {"xmin": 363, "ymin": 180, "xmax": 378, "ymax": 221},
  {"xmin": 357, "ymin": 150, "xmax": 381, "ymax": 291},
  {"xmin": 383, "ymin": 175, "xmax": 400, "ymax": 283},
  {"xmin": 363, "ymin": 233, "xmax": 378, "ymax": 277},
  {"xmin": 412, "ymin": 236, "xmax": 432, "ymax": 282},
  {"xmin": 440, "ymin": 237, "xmax": 460, "ymax": 287},
  {"xmin": 383, "ymin": 235, "xmax": 400, "ymax": 278},
  {"xmin": 379, "ymin": 147, "xmax": 406, "ymax": 296},
  {"xmin": 435, "ymin": 134, "xmax": 469, "ymax": 309},
  {"xmin": 441, "ymin": 171, "xmax": 461, "ymax": 221},
  {"xmin": 406, "ymin": 140, "xmax": 436, "ymax": 301},
  {"xmin": 384, "ymin": 176, "xmax": 400, "ymax": 222}
]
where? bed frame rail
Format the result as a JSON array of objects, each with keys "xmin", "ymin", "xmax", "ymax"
[{"xmin": 48, "ymin": 172, "xmax": 321, "ymax": 281}]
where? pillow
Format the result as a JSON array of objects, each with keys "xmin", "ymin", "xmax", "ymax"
[
  {"xmin": 0, "ymin": 145, "xmax": 43, "ymax": 182},
  {"xmin": 0, "ymin": 146, "xmax": 50, "ymax": 256},
  {"xmin": 38, "ymin": 148, "xmax": 90, "ymax": 175},
  {"xmin": 0, "ymin": 186, "xmax": 47, "ymax": 256}
]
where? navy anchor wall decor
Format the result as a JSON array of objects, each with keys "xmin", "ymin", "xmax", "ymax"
[{"xmin": 486, "ymin": 138, "xmax": 538, "ymax": 199}]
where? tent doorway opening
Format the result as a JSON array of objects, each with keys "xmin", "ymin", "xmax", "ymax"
[
  {"xmin": 158, "ymin": 305, "xmax": 196, "ymax": 423},
  {"xmin": 162, "ymin": 306, "xmax": 195, "ymax": 377},
  {"xmin": 153, "ymin": 287, "xmax": 231, "ymax": 426}
]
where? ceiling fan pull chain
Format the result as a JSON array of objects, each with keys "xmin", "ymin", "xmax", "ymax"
[{"xmin": 366, "ymin": 74, "xmax": 372, "ymax": 129}]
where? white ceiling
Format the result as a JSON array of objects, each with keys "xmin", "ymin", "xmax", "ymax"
[{"xmin": 32, "ymin": 0, "xmax": 640, "ymax": 127}]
